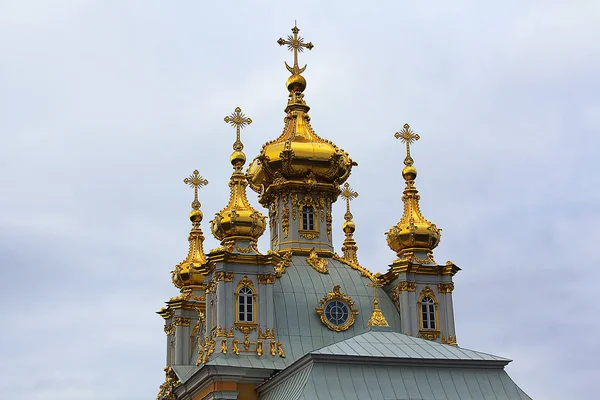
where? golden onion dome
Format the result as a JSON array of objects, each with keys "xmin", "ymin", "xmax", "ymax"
[
  {"xmin": 210, "ymin": 108, "xmax": 266, "ymax": 248},
  {"xmin": 247, "ymin": 25, "xmax": 356, "ymax": 203},
  {"xmin": 386, "ymin": 124, "xmax": 441, "ymax": 257},
  {"xmin": 172, "ymin": 170, "xmax": 211, "ymax": 289}
]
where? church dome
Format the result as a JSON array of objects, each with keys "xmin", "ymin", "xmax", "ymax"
[
  {"xmin": 247, "ymin": 26, "xmax": 356, "ymax": 203},
  {"xmin": 210, "ymin": 108, "xmax": 267, "ymax": 248},
  {"xmin": 386, "ymin": 124, "xmax": 441, "ymax": 257}
]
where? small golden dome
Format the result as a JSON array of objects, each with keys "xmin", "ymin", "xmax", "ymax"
[
  {"xmin": 211, "ymin": 107, "xmax": 267, "ymax": 247},
  {"xmin": 386, "ymin": 124, "xmax": 441, "ymax": 257},
  {"xmin": 286, "ymin": 74, "xmax": 306, "ymax": 93}
]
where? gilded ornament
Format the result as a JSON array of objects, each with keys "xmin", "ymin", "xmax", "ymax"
[
  {"xmin": 257, "ymin": 340, "xmax": 263, "ymax": 356},
  {"xmin": 270, "ymin": 340, "xmax": 276, "ymax": 356},
  {"xmin": 319, "ymin": 196, "xmax": 325, "ymax": 222},
  {"xmin": 306, "ymin": 248, "xmax": 328, "ymax": 274},
  {"xmin": 291, "ymin": 193, "xmax": 299, "ymax": 220},
  {"xmin": 366, "ymin": 281, "xmax": 389, "ymax": 328},
  {"xmin": 277, "ymin": 23, "xmax": 314, "ymax": 75},
  {"xmin": 164, "ymin": 324, "xmax": 175, "ymax": 335},
  {"xmin": 397, "ymin": 281, "xmax": 417, "ymax": 292},
  {"xmin": 442, "ymin": 335, "xmax": 457, "ymax": 346},
  {"xmin": 156, "ymin": 366, "xmax": 180, "ymax": 400},
  {"xmin": 282, "ymin": 194, "xmax": 290, "ymax": 238},
  {"xmin": 236, "ymin": 276, "xmax": 255, "ymax": 292},
  {"xmin": 332, "ymin": 254, "xmax": 376, "ymax": 282},
  {"xmin": 258, "ymin": 327, "xmax": 275, "ymax": 339},
  {"xmin": 232, "ymin": 339, "xmax": 240, "ymax": 355},
  {"xmin": 257, "ymin": 274, "xmax": 276, "ymax": 284},
  {"xmin": 418, "ymin": 331, "xmax": 440, "ymax": 341},
  {"xmin": 220, "ymin": 339, "xmax": 227, "ymax": 354},
  {"xmin": 173, "ymin": 317, "xmax": 191, "ymax": 326},
  {"xmin": 299, "ymin": 230, "xmax": 319, "ymax": 240},
  {"xmin": 437, "ymin": 283, "xmax": 454, "ymax": 293},
  {"xmin": 277, "ymin": 342, "xmax": 285, "ymax": 358},
  {"xmin": 326, "ymin": 198, "xmax": 332, "ymax": 241},
  {"xmin": 275, "ymin": 251, "xmax": 293, "ymax": 277},
  {"xmin": 214, "ymin": 271, "xmax": 235, "ymax": 282},
  {"xmin": 213, "ymin": 326, "xmax": 234, "ymax": 338},
  {"xmin": 315, "ymin": 285, "xmax": 358, "ymax": 332}
]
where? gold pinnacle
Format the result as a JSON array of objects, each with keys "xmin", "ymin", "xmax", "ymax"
[
  {"xmin": 224, "ymin": 107, "xmax": 252, "ymax": 151},
  {"xmin": 394, "ymin": 123, "xmax": 420, "ymax": 166},
  {"xmin": 277, "ymin": 23, "xmax": 314, "ymax": 75},
  {"xmin": 184, "ymin": 170, "xmax": 208, "ymax": 210},
  {"xmin": 340, "ymin": 182, "xmax": 358, "ymax": 221}
]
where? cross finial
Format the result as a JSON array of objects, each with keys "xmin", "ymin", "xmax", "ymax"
[
  {"xmin": 184, "ymin": 170, "xmax": 208, "ymax": 210},
  {"xmin": 394, "ymin": 123, "xmax": 420, "ymax": 166},
  {"xmin": 340, "ymin": 182, "xmax": 359, "ymax": 221},
  {"xmin": 277, "ymin": 23, "xmax": 314, "ymax": 75},
  {"xmin": 224, "ymin": 107, "xmax": 252, "ymax": 152}
]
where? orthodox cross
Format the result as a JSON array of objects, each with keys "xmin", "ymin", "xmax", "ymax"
[
  {"xmin": 184, "ymin": 170, "xmax": 208, "ymax": 210},
  {"xmin": 224, "ymin": 107, "xmax": 252, "ymax": 151},
  {"xmin": 394, "ymin": 123, "xmax": 420, "ymax": 166},
  {"xmin": 277, "ymin": 23, "xmax": 314, "ymax": 75},
  {"xmin": 340, "ymin": 182, "xmax": 358, "ymax": 221}
]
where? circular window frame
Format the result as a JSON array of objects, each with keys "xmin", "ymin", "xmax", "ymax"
[{"xmin": 316, "ymin": 285, "xmax": 358, "ymax": 332}]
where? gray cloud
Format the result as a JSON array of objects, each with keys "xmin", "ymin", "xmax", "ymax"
[{"xmin": 0, "ymin": 1, "xmax": 598, "ymax": 399}]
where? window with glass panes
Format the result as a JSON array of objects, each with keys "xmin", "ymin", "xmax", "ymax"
[
  {"xmin": 302, "ymin": 206, "xmax": 315, "ymax": 230},
  {"xmin": 421, "ymin": 296, "xmax": 436, "ymax": 329},
  {"xmin": 238, "ymin": 287, "xmax": 254, "ymax": 322}
]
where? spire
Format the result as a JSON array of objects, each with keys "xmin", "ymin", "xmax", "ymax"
[
  {"xmin": 210, "ymin": 107, "xmax": 266, "ymax": 252},
  {"xmin": 366, "ymin": 281, "xmax": 389, "ymax": 328},
  {"xmin": 340, "ymin": 182, "xmax": 359, "ymax": 264},
  {"xmin": 171, "ymin": 170, "xmax": 210, "ymax": 289},
  {"xmin": 386, "ymin": 124, "xmax": 441, "ymax": 258},
  {"xmin": 277, "ymin": 23, "xmax": 313, "ymax": 113}
]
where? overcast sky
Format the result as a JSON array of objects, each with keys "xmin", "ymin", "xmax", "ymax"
[{"xmin": 0, "ymin": 1, "xmax": 598, "ymax": 399}]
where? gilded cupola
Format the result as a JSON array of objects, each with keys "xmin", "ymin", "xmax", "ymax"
[
  {"xmin": 247, "ymin": 24, "xmax": 357, "ymax": 205},
  {"xmin": 171, "ymin": 170, "xmax": 212, "ymax": 288},
  {"xmin": 210, "ymin": 107, "xmax": 267, "ymax": 252},
  {"xmin": 386, "ymin": 124, "xmax": 441, "ymax": 257}
]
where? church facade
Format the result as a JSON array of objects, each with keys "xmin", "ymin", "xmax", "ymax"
[{"xmin": 156, "ymin": 25, "xmax": 530, "ymax": 400}]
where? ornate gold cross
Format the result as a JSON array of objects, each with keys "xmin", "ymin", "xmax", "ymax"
[
  {"xmin": 394, "ymin": 123, "xmax": 420, "ymax": 166},
  {"xmin": 340, "ymin": 182, "xmax": 358, "ymax": 221},
  {"xmin": 277, "ymin": 23, "xmax": 314, "ymax": 75},
  {"xmin": 224, "ymin": 107, "xmax": 252, "ymax": 151},
  {"xmin": 184, "ymin": 170, "xmax": 208, "ymax": 210}
]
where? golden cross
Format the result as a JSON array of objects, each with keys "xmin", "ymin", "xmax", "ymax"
[
  {"xmin": 366, "ymin": 281, "xmax": 384, "ymax": 303},
  {"xmin": 224, "ymin": 107, "xmax": 252, "ymax": 152},
  {"xmin": 277, "ymin": 23, "xmax": 314, "ymax": 75},
  {"xmin": 340, "ymin": 182, "xmax": 358, "ymax": 221},
  {"xmin": 184, "ymin": 170, "xmax": 208, "ymax": 210},
  {"xmin": 394, "ymin": 123, "xmax": 420, "ymax": 166}
]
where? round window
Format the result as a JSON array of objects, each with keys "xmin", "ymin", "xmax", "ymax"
[{"xmin": 324, "ymin": 300, "xmax": 350, "ymax": 326}]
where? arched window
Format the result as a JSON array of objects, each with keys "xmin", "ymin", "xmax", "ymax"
[
  {"xmin": 238, "ymin": 287, "xmax": 254, "ymax": 322},
  {"xmin": 302, "ymin": 206, "xmax": 315, "ymax": 230},
  {"xmin": 421, "ymin": 296, "xmax": 436, "ymax": 330}
]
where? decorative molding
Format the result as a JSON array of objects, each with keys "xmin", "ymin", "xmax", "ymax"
[
  {"xmin": 156, "ymin": 366, "xmax": 180, "ymax": 400},
  {"xmin": 236, "ymin": 276, "xmax": 255, "ymax": 292},
  {"xmin": 291, "ymin": 193, "xmax": 299, "ymax": 220},
  {"xmin": 299, "ymin": 230, "xmax": 319, "ymax": 240},
  {"xmin": 437, "ymin": 283, "xmax": 454, "ymax": 293},
  {"xmin": 164, "ymin": 324, "xmax": 175, "ymax": 335},
  {"xmin": 442, "ymin": 335, "xmax": 457, "ymax": 346},
  {"xmin": 257, "ymin": 274, "xmax": 276, "ymax": 284},
  {"xmin": 282, "ymin": 193, "xmax": 290, "ymax": 238},
  {"xmin": 397, "ymin": 281, "xmax": 417, "ymax": 292},
  {"xmin": 316, "ymin": 285, "xmax": 358, "ymax": 332},
  {"xmin": 173, "ymin": 317, "xmax": 191, "ymax": 326},
  {"xmin": 274, "ymin": 251, "xmax": 293, "ymax": 277},
  {"xmin": 306, "ymin": 248, "xmax": 328, "ymax": 274},
  {"xmin": 258, "ymin": 327, "xmax": 275, "ymax": 339},
  {"xmin": 212, "ymin": 326, "xmax": 234, "ymax": 338},
  {"xmin": 214, "ymin": 271, "xmax": 235, "ymax": 282},
  {"xmin": 418, "ymin": 330, "xmax": 440, "ymax": 341}
]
